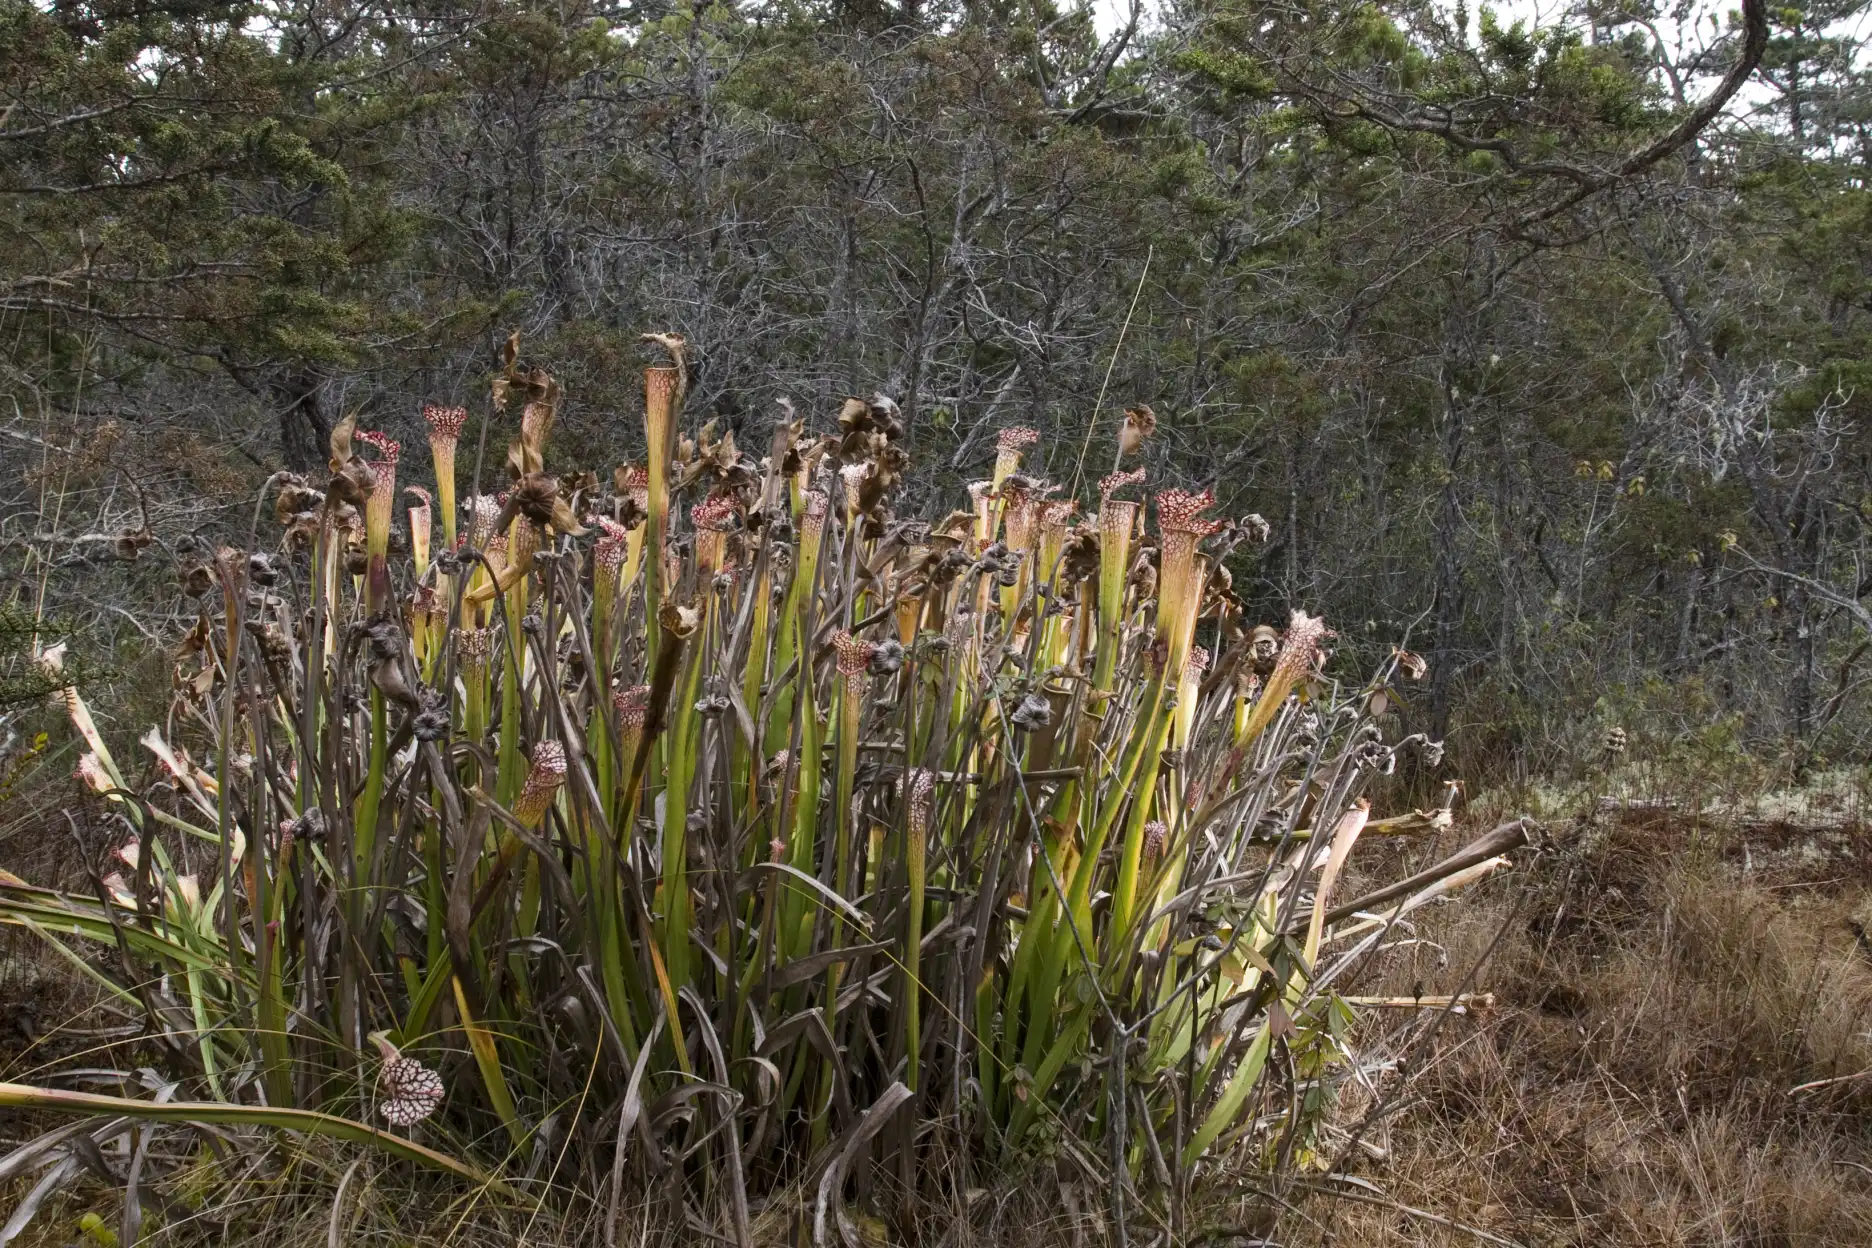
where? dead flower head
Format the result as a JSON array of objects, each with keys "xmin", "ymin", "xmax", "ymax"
[{"xmin": 1119, "ymin": 405, "xmax": 1157, "ymax": 457}]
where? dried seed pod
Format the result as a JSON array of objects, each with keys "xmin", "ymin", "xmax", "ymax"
[
  {"xmin": 511, "ymin": 472, "xmax": 587, "ymax": 535},
  {"xmin": 866, "ymin": 393, "xmax": 904, "ymax": 436},
  {"xmin": 412, "ymin": 690, "xmax": 450, "ymax": 742},
  {"xmin": 274, "ymin": 475, "xmax": 324, "ymax": 523},
  {"xmin": 289, "ymin": 809, "xmax": 328, "ymax": 846},
  {"xmin": 246, "ymin": 552, "xmax": 279, "ymax": 586},
  {"xmin": 660, "ymin": 601, "xmax": 701, "ymax": 639},
  {"xmin": 112, "ymin": 527, "xmax": 151, "ymax": 561},
  {"xmin": 370, "ymin": 655, "xmax": 420, "ymax": 708},
  {"xmin": 929, "ymin": 547, "xmax": 971, "ymax": 588},
  {"xmin": 255, "ymin": 623, "xmax": 293, "ymax": 665},
  {"xmin": 1009, "ymin": 692, "xmax": 1052, "ymax": 731},
  {"xmin": 361, "ymin": 615, "xmax": 404, "ymax": 663},
  {"xmin": 1060, "ymin": 527, "xmax": 1100, "ymax": 582}
]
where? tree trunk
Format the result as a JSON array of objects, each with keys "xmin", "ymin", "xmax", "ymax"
[
  {"xmin": 274, "ymin": 371, "xmax": 331, "ymax": 473},
  {"xmin": 1429, "ymin": 366, "xmax": 1467, "ymax": 739}
]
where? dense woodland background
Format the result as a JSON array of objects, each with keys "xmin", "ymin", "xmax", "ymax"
[{"xmin": 4, "ymin": 0, "xmax": 1871, "ymax": 784}]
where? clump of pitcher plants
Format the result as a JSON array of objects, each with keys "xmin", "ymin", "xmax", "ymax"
[{"xmin": 1, "ymin": 332, "xmax": 1520, "ymax": 1246}]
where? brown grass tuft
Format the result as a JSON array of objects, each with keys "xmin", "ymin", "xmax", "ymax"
[{"xmin": 1262, "ymin": 811, "xmax": 1872, "ymax": 1246}]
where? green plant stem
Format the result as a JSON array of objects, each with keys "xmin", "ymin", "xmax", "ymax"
[{"xmin": 0, "ymin": 1081, "xmax": 518, "ymax": 1197}]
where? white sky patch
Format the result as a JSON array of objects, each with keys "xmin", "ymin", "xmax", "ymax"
[
  {"xmin": 1090, "ymin": 0, "xmax": 1868, "ymax": 56},
  {"xmin": 1086, "ymin": 0, "xmax": 1871, "ymax": 131},
  {"xmin": 1091, "ymin": 0, "xmax": 1153, "ymax": 40},
  {"xmin": 1088, "ymin": 0, "xmax": 1617, "ymax": 42}
]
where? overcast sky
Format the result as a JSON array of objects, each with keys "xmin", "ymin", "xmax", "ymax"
[
  {"xmin": 1091, "ymin": 0, "xmax": 1663, "ymax": 41},
  {"xmin": 1091, "ymin": 0, "xmax": 1871, "ymax": 48},
  {"xmin": 1085, "ymin": 0, "xmax": 1870, "ymax": 123}
]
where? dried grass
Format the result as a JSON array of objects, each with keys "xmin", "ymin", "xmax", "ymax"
[{"xmin": 1259, "ymin": 809, "xmax": 1872, "ymax": 1247}]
